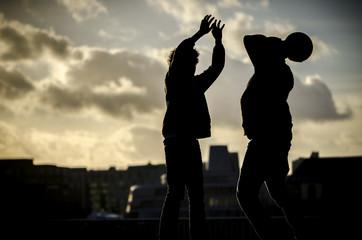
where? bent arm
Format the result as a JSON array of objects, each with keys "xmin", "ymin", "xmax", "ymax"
[{"xmin": 243, "ymin": 34, "xmax": 267, "ymax": 66}]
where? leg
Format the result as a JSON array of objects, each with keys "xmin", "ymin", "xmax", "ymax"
[
  {"xmin": 185, "ymin": 140, "xmax": 207, "ymax": 240},
  {"xmin": 236, "ymin": 141, "xmax": 277, "ymax": 240},
  {"xmin": 266, "ymin": 176, "xmax": 306, "ymax": 240},
  {"xmin": 159, "ymin": 139, "xmax": 187, "ymax": 240},
  {"xmin": 159, "ymin": 183, "xmax": 185, "ymax": 240},
  {"xmin": 264, "ymin": 142, "xmax": 306, "ymax": 240}
]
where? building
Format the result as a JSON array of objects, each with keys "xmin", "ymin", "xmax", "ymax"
[
  {"xmin": 87, "ymin": 163, "xmax": 165, "ymax": 218},
  {"xmin": 125, "ymin": 145, "xmax": 243, "ymax": 218},
  {"xmin": 88, "ymin": 167, "xmax": 128, "ymax": 217},
  {"xmin": 287, "ymin": 152, "xmax": 362, "ymax": 217},
  {"xmin": 0, "ymin": 159, "xmax": 90, "ymax": 219},
  {"xmin": 3, "ymin": 150, "xmax": 359, "ymax": 222},
  {"xmin": 0, "ymin": 159, "xmax": 165, "ymax": 219}
]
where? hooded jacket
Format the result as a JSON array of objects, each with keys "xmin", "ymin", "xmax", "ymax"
[{"xmin": 241, "ymin": 35, "xmax": 293, "ymax": 140}]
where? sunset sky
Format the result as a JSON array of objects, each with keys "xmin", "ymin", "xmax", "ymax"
[{"xmin": 0, "ymin": 0, "xmax": 361, "ymax": 170}]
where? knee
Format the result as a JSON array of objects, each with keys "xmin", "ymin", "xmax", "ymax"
[
  {"xmin": 236, "ymin": 187, "xmax": 255, "ymax": 208},
  {"xmin": 266, "ymin": 184, "xmax": 290, "ymax": 208}
]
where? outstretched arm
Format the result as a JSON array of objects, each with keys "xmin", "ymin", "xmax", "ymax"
[
  {"xmin": 196, "ymin": 20, "xmax": 225, "ymax": 92},
  {"xmin": 169, "ymin": 15, "xmax": 215, "ymax": 69},
  {"xmin": 212, "ymin": 20, "xmax": 225, "ymax": 46},
  {"xmin": 211, "ymin": 19, "xmax": 225, "ymax": 72},
  {"xmin": 190, "ymin": 15, "xmax": 215, "ymax": 44}
]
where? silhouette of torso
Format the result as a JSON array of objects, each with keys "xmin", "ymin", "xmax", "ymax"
[
  {"xmin": 163, "ymin": 38, "xmax": 225, "ymax": 139},
  {"xmin": 241, "ymin": 35, "xmax": 294, "ymax": 140}
]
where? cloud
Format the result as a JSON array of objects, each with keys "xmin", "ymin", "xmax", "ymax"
[
  {"xmin": 223, "ymin": 15, "xmax": 336, "ymax": 61},
  {"xmin": 98, "ymin": 28, "xmax": 140, "ymax": 42},
  {"xmin": 147, "ymin": 0, "xmax": 211, "ymax": 24},
  {"xmin": 198, "ymin": 51, "xmax": 351, "ymax": 131},
  {"xmin": 130, "ymin": 127, "xmax": 164, "ymax": 162},
  {"xmin": 0, "ymin": 66, "xmax": 34, "ymax": 100},
  {"xmin": 0, "ymin": 104, "xmax": 14, "ymax": 119},
  {"xmin": 147, "ymin": 0, "xmax": 334, "ymax": 62},
  {"xmin": 32, "ymin": 30, "xmax": 70, "ymax": 59},
  {"xmin": 0, "ymin": 11, "xmax": 345, "ymax": 125},
  {"xmin": 41, "ymin": 49, "xmax": 166, "ymax": 119},
  {"xmin": 56, "ymin": 0, "xmax": 108, "ymax": 22},
  {"xmin": 203, "ymin": 51, "xmax": 250, "ymax": 128},
  {"xmin": 309, "ymin": 37, "xmax": 338, "ymax": 61},
  {"xmin": 0, "ymin": 4, "xmax": 354, "ymax": 169},
  {"xmin": 223, "ymin": 12, "xmax": 255, "ymax": 57},
  {"xmin": 0, "ymin": 26, "xmax": 33, "ymax": 61},
  {"xmin": 0, "ymin": 13, "xmax": 71, "ymax": 61},
  {"xmin": 0, "ymin": 121, "xmax": 143, "ymax": 169},
  {"xmin": 218, "ymin": 0, "xmax": 243, "ymax": 8},
  {"xmin": 289, "ymin": 75, "xmax": 352, "ymax": 121},
  {"xmin": 41, "ymin": 86, "xmax": 158, "ymax": 119},
  {"xmin": 0, "ymin": 121, "xmax": 33, "ymax": 158},
  {"xmin": 0, "ymin": 13, "xmax": 166, "ymax": 120}
]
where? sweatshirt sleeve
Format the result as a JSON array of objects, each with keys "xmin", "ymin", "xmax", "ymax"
[{"xmin": 195, "ymin": 42, "xmax": 225, "ymax": 92}]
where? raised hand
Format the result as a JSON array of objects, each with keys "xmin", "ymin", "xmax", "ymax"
[
  {"xmin": 212, "ymin": 20, "xmax": 225, "ymax": 42},
  {"xmin": 199, "ymin": 14, "xmax": 215, "ymax": 35}
]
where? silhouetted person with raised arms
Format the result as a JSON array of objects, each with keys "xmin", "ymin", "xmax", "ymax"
[
  {"xmin": 159, "ymin": 15, "xmax": 225, "ymax": 240},
  {"xmin": 236, "ymin": 32, "xmax": 313, "ymax": 240}
]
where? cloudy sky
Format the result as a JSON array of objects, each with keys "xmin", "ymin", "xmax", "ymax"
[{"xmin": 0, "ymin": 0, "xmax": 361, "ymax": 170}]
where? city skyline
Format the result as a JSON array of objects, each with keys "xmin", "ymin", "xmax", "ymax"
[{"xmin": 0, "ymin": 0, "xmax": 361, "ymax": 169}]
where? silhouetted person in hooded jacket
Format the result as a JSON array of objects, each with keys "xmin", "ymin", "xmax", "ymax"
[
  {"xmin": 159, "ymin": 15, "xmax": 225, "ymax": 240},
  {"xmin": 236, "ymin": 32, "xmax": 313, "ymax": 240}
]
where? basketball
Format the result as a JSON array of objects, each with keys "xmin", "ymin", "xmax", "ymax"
[{"xmin": 285, "ymin": 32, "xmax": 313, "ymax": 62}]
